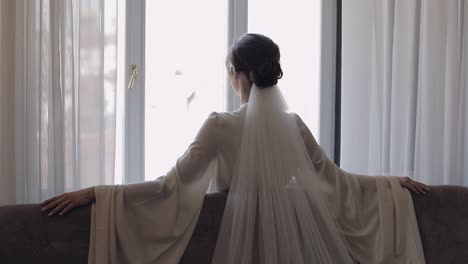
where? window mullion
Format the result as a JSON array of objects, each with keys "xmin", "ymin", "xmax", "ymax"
[
  {"xmin": 319, "ymin": 0, "xmax": 339, "ymax": 162},
  {"xmin": 124, "ymin": 0, "xmax": 145, "ymax": 184},
  {"xmin": 226, "ymin": 0, "xmax": 248, "ymax": 111}
]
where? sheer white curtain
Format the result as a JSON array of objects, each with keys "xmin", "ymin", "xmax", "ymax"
[
  {"xmin": 0, "ymin": 0, "xmax": 119, "ymax": 205},
  {"xmin": 341, "ymin": 0, "xmax": 468, "ymax": 185},
  {"xmin": 0, "ymin": 0, "xmax": 17, "ymax": 205}
]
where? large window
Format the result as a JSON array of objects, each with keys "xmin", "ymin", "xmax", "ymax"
[
  {"xmin": 249, "ymin": 0, "xmax": 322, "ymax": 137},
  {"xmin": 119, "ymin": 0, "xmax": 323, "ymax": 183},
  {"xmin": 144, "ymin": 0, "xmax": 227, "ymax": 180}
]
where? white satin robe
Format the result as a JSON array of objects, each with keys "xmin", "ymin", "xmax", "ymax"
[{"xmin": 88, "ymin": 104, "xmax": 425, "ymax": 264}]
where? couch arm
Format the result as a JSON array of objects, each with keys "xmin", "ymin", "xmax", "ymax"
[
  {"xmin": 411, "ymin": 185, "xmax": 468, "ymax": 264},
  {"xmin": 0, "ymin": 203, "xmax": 91, "ymax": 264}
]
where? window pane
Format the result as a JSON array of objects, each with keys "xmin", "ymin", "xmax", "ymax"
[
  {"xmin": 249, "ymin": 0, "xmax": 322, "ymax": 138},
  {"xmin": 144, "ymin": 0, "xmax": 227, "ymax": 180}
]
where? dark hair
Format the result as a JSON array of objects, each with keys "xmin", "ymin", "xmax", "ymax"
[{"xmin": 227, "ymin": 33, "xmax": 283, "ymax": 88}]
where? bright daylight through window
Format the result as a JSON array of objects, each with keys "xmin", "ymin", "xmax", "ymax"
[
  {"xmin": 144, "ymin": 0, "xmax": 227, "ymax": 180},
  {"xmin": 115, "ymin": 0, "xmax": 322, "ymax": 182},
  {"xmin": 249, "ymin": 0, "xmax": 322, "ymax": 139}
]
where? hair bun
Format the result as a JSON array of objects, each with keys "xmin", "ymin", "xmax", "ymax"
[
  {"xmin": 250, "ymin": 60, "xmax": 283, "ymax": 88},
  {"xmin": 228, "ymin": 34, "xmax": 283, "ymax": 88}
]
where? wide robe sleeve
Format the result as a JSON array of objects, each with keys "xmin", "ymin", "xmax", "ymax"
[
  {"xmin": 296, "ymin": 115, "xmax": 426, "ymax": 264},
  {"xmin": 88, "ymin": 113, "xmax": 220, "ymax": 264}
]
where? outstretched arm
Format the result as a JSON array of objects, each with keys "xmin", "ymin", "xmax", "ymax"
[
  {"xmin": 294, "ymin": 114, "xmax": 430, "ymax": 195},
  {"xmin": 41, "ymin": 112, "xmax": 220, "ymax": 216}
]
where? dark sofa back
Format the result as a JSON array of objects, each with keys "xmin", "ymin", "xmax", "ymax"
[{"xmin": 1, "ymin": 187, "xmax": 468, "ymax": 264}]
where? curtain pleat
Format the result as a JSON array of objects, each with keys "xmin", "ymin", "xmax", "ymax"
[
  {"xmin": 0, "ymin": 0, "xmax": 17, "ymax": 205},
  {"xmin": 0, "ymin": 0, "xmax": 118, "ymax": 205},
  {"xmin": 342, "ymin": 0, "xmax": 468, "ymax": 185}
]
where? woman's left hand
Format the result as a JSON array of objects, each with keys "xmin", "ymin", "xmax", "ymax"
[{"xmin": 398, "ymin": 176, "xmax": 430, "ymax": 195}]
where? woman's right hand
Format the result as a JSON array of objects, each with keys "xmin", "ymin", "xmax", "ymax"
[
  {"xmin": 41, "ymin": 187, "xmax": 95, "ymax": 216},
  {"xmin": 398, "ymin": 176, "xmax": 430, "ymax": 195}
]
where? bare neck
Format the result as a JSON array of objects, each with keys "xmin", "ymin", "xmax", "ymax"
[{"xmin": 239, "ymin": 82, "xmax": 252, "ymax": 104}]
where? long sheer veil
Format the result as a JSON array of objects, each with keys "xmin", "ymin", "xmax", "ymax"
[{"xmin": 211, "ymin": 84, "xmax": 355, "ymax": 264}]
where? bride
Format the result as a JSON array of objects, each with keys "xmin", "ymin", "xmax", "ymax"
[{"xmin": 42, "ymin": 33, "xmax": 429, "ymax": 264}]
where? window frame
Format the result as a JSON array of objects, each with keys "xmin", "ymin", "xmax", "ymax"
[
  {"xmin": 124, "ymin": 0, "xmax": 247, "ymax": 183},
  {"xmin": 124, "ymin": 0, "xmax": 146, "ymax": 183},
  {"xmin": 122, "ymin": 0, "xmax": 340, "ymax": 183}
]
